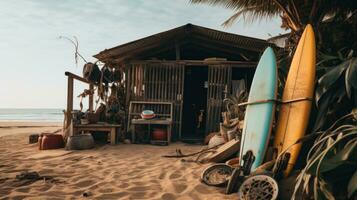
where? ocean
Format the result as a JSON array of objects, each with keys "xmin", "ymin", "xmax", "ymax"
[{"xmin": 0, "ymin": 108, "xmax": 64, "ymax": 122}]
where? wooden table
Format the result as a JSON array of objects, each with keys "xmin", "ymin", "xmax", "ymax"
[
  {"xmin": 73, "ymin": 124, "xmax": 121, "ymax": 145},
  {"xmin": 131, "ymin": 119, "xmax": 172, "ymax": 144}
]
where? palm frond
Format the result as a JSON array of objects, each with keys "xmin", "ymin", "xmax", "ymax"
[
  {"xmin": 222, "ymin": 4, "xmax": 279, "ymax": 27},
  {"xmin": 190, "ymin": 0, "xmax": 301, "ymax": 31}
]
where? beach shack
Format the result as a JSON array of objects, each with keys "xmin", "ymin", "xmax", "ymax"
[
  {"xmin": 94, "ymin": 23, "xmax": 275, "ymax": 142},
  {"xmin": 66, "ymin": 23, "xmax": 274, "ymax": 143}
]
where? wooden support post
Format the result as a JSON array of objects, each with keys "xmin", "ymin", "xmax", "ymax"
[
  {"xmin": 89, "ymin": 84, "xmax": 94, "ymax": 112},
  {"xmin": 66, "ymin": 76, "xmax": 74, "ymax": 129},
  {"xmin": 110, "ymin": 128, "xmax": 116, "ymax": 145},
  {"xmin": 178, "ymin": 65, "xmax": 184, "ymax": 140}
]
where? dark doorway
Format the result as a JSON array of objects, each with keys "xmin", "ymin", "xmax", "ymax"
[{"xmin": 181, "ymin": 66, "xmax": 208, "ymax": 142}]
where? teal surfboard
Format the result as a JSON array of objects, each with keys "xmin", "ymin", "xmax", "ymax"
[{"xmin": 239, "ymin": 47, "xmax": 277, "ymax": 171}]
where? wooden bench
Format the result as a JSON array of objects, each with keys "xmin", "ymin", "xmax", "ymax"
[
  {"xmin": 73, "ymin": 123, "xmax": 121, "ymax": 145},
  {"xmin": 128, "ymin": 101, "xmax": 173, "ymax": 145}
]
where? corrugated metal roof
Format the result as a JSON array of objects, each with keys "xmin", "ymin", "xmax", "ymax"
[{"xmin": 94, "ymin": 23, "xmax": 274, "ymax": 63}]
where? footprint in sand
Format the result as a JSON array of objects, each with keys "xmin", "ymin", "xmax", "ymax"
[
  {"xmin": 118, "ymin": 182, "xmax": 129, "ymax": 189},
  {"xmin": 173, "ymin": 183, "xmax": 188, "ymax": 194},
  {"xmin": 169, "ymin": 171, "xmax": 182, "ymax": 179},
  {"xmin": 161, "ymin": 193, "xmax": 176, "ymax": 200},
  {"xmin": 158, "ymin": 171, "xmax": 166, "ymax": 180},
  {"xmin": 180, "ymin": 166, "xmax": 187, "ymax": 171},
  {"xmin": 194, "ymin": 184, "xmax": 210, "ymax": 194}
]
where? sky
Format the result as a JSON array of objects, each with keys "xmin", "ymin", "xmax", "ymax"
[{"xmin": 0, "ymin": 0, "xmax": 286, "ymax": 109}]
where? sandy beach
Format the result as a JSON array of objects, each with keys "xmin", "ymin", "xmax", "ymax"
[
  {"xmin": 0, "ymin": 122, "xmax": 237, "ymax": 200},
  {"xmin": 0, "ymin": 122, "xmax": 63, "ymax": 137}
]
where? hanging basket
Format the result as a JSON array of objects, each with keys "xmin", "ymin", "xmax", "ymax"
[{"xmin": 83, "ymin": 62, "xmax": 100, "ymax": 83}]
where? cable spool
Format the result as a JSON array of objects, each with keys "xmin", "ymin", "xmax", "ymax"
[{"xmin": 238, "ymin": 174, "xmax": 279, "ymax": 200}]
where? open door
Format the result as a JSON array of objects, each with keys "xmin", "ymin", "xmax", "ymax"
[{"xmin": 181, "ymin": 66, "xmax": 208, "ymax": 141}]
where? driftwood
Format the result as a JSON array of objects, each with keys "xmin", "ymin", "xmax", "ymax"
[
  {"xmin": 58, "ymin": 36, "xmax": 87, "ymax": 65},
  {"xmin": 162, "ymin": 143, "xmax": 223, "ymax": 158},
  {"xmin": 13, "ymin": 171, "xmax": 56, "ymax": 187}
]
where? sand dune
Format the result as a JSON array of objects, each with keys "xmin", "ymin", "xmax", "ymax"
[{"xmin": 0, "ymin": 124, "xmax": 237, "ymax": 199}]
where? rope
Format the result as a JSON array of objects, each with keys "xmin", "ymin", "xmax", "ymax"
[
  {"xmin": 238, "ymin": 96, "xmax": 312, "ymax": 160},
  {"xmin": 236, "ymin": 97, "xmax": 312, "ymax": 107},
  {"xmin": 181, "ymin": 150, "xmax": 217, "ymax": 163}
]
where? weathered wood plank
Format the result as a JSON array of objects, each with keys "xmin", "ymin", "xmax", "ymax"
[
  {"xmin": 66, "ymin": 76, "xmax": 74, "ymax": 128},
  {"xmin": 89, "ymin": 84, "xmax": 94, "ymax": 112},
  {"xmin": 178, "ymin": 64, "xmax": 185, "ymax": 139}
]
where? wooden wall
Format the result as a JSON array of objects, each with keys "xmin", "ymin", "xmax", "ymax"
[
  {"xmin": 206, "ymin": 65, "xmax": 232, "ymax": 134},
  {"xmin": 125, "ymin": 62, "xmax": 184, "ymax": 140},
  {"xmin": 125, "ymin": 61, "xmax": 252, "ymax": 140}
]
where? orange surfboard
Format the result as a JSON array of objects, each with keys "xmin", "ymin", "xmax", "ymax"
[{"xmin": 273, "ymin": 24, "xmax": 316, "ymax": 176}]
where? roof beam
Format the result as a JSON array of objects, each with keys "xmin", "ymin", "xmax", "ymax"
[{"xmin": 189, "ymin": 40, "xmax": 250, "ymax": 61}]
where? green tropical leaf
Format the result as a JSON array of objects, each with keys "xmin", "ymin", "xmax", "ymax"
[
  {"xmin": 313, "ymin": 177, "xmax": 319, "ymax": 200},
  {"xmin": 313, "ymin": 91, "xmax": 333, "ymax": 131},
  {"xmin": 316, "ymin": 60, "xmax": 350, "ymax": 103},
  {"xmin": 314, "ymin": 177, "xmax": 330, "ymax": 200},
  {"xmin": 319, "ymin": 138, "xmax": 357, "ymax": 173},
  {"xmin": 307, "ymin": 137, "xmax": 336, "ymax": 174},
  {"xmin": 313, "ymin": 83, "xmax": 347, "ymax": 131},
  {"xmin": 190, "ymin": 0, "xmax": 280, "ymax": 21},
  {"xmin": 319, "ymin": 179, "xmax": 335, "ymax": 200},
  {"xmin": 352, "ymin": 108, "xmax": 357, "ymax": 121},
  {"xmin": 302, "ymin": 173, "xmax": 311, "ymax": 194},
  {"xmin": 345, "ymin": 58, "xmax": 357, "ymax": 98},
  {"xmin": 348, "ymin": 170, "xmax": 357, "ymax": 198},
  {"xmin": 317, "ymin": 53, "xmax": 340, "ymax": 66},
  {"xmin": 347, "ymin": 50, "xmax": 354, "ymax": 59},
  {"xmin": 294, "ymin": 120, "xmax": 357, "ymax": 199}
]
